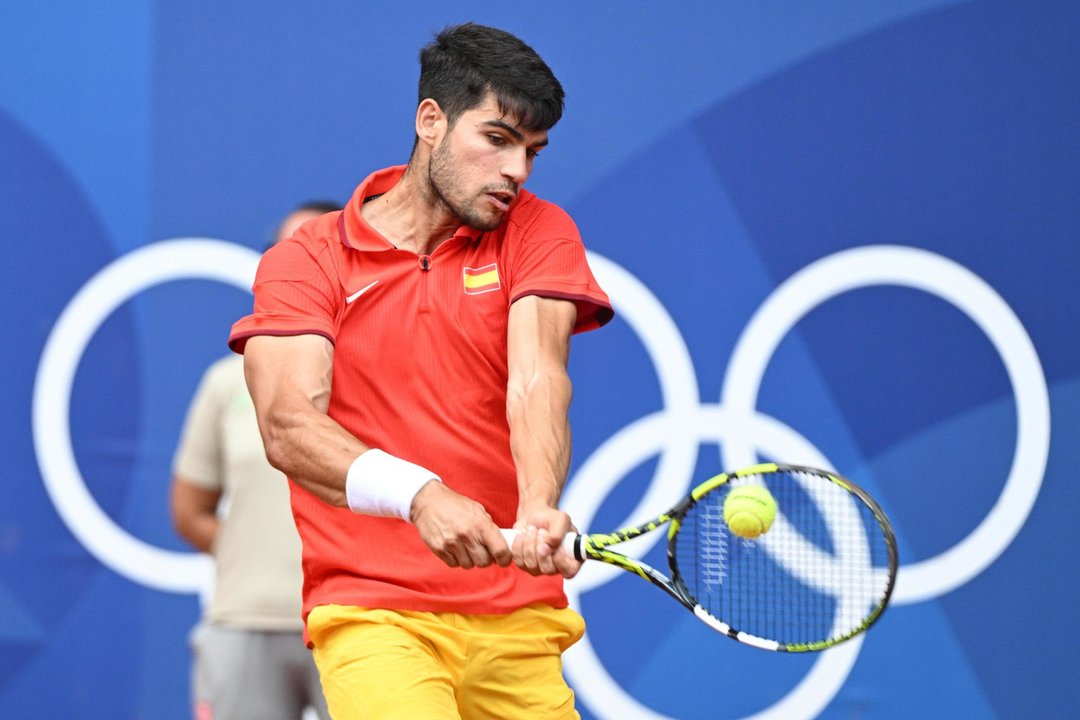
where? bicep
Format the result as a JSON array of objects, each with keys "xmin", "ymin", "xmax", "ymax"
[
  {"xmin": 243, "ymin": 334, "xmax": 335, "ymax": 420},
  {"xmin": 507, "ymin": 295, "xmax": 575, "ymax": 386}
]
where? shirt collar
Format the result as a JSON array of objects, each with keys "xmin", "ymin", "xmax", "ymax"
[{"xmin": 338, "ymin": 165, "xmax": 484, "ymax": 251}]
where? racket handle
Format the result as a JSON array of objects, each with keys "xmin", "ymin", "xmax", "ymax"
[{"xmin": 499, "ymin": 528, "xmax": 582, "ymax": 561}]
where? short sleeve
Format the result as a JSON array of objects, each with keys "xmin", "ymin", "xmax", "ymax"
[
  {"xmin": 507, "ymin": 203, "xmax": 613, "ymax": 333},
  {"xmin": 172, "ymin": 360, "xmax": 229, "ymax": 489},
  {"xmin": 228, "ymin": 238, "xmax": 340, "ymax": 353}
]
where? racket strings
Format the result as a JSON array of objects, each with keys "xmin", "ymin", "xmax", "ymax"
[
  {"xmin": 676, "ymin": 469, "xmax": 893, "ymax": 648},
  {"xmin": 696, "ymin": 495, "xmax": 728, "ymax": 590}
]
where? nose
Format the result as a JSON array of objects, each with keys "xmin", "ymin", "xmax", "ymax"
[{"xmin": 501, "ymin": 148, "xmax": 530, "ymax": 185}]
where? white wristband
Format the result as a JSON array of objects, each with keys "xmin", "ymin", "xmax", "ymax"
[{"xmin": 345, "ymin": 449, "xmax": 441, "ymax": 520}]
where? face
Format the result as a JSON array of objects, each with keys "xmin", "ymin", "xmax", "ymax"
[{"xmin": 426, "ymin": 95, "xmax": 549, "ymax": 231}]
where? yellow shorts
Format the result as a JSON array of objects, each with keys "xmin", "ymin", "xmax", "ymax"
[{"xmin": 308, "ymin": 603, "xmax": 585, "ymax": 720}]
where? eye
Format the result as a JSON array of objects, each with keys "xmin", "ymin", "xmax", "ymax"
[
  {"xmin": 526, "ymin": 148, "xmax": 541, "ymax": 160},
  {"xmin": 487, "ymin": 134, "xmax": 507, "ymax": 146}
]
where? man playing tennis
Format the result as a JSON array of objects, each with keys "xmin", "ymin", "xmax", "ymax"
[{"xmin": 229, "ymin": 22, "xmax": 612, "ymax": 719}]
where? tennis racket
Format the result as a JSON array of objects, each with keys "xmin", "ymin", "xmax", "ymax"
[{"xmin": 503, "ymin": 463, "xmax": 897, "ymax": 653}]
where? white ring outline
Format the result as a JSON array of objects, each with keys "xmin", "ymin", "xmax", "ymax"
[
  {"xmin": 720, "ymin": 245, "xmax": 1050, "ymax": 603},
  {"xmin": 32, "ymin": 238, "xmax": 260, "ymax": 593}
]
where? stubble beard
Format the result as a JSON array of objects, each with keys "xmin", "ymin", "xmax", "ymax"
[{"xmin": 427, "ymin": 138, "xmax": 503, "ymax": 232}]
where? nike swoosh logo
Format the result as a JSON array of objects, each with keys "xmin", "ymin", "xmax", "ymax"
[{"xmin": 345, "ymin": 280, "xmax": 379, "ymax": 304}]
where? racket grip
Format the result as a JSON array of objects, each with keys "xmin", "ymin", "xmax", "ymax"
[{"xmin": 499, "ymin": 528, "xmax": 581, "ymax": 561}]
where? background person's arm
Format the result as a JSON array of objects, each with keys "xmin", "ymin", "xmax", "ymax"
[
  {"xmin": 170, "ymin": 478, "xmax": 221, "ymax": 553},
  {"xmin": 170, "ymin": 360, "xmax": 227, "ymax": 554}
]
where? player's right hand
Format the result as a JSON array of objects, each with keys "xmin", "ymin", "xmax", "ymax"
[{"xmin": 409, "ymin": 481, "xmax": 513, "ymax": 570}]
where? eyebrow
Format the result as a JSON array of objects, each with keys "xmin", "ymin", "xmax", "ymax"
[{"xmin": 482, "ymin": 119, "xmax": 549, "ymax": 148}]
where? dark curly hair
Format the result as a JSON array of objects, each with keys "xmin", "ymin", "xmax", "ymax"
[{"xmin": 417, "ymin": 22, "xmax": 564, "ymax": 132}]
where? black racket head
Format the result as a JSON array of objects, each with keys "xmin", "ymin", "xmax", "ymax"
[{"xmin": 667, "ymin": 464, "xmax": 897, "ymax": 652}]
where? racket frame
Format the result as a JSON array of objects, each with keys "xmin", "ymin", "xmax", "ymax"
[{"xmin": 566, "ymin": 462, "xmax": 898, "ymax": 652}]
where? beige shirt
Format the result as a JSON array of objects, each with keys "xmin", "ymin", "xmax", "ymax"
[{"xmin": 173, "ymin": 355, "xmax": 303, "ymax": 630}]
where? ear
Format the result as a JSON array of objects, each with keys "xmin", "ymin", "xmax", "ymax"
[{"xmin": 415, "ymin": 98, "xmax": 446, "ymax": 149}]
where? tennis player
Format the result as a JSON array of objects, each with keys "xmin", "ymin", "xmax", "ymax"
[{"xmin": 229, "ymin": 22, "xmax": 612, "ymax": 719}]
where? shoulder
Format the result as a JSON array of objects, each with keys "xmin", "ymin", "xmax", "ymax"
[{"xmin": 506, "ymin": 191, "xmax": 579, "ymax": 239}]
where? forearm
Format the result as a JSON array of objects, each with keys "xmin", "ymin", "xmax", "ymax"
[
  {"xmin": 177, "ymin": 514, "xmax": 219, "ymax": 553},
  {"xmin": 170, "ymin": 478, "xmax": 222, "ymax": 553},
  {"xmin": 506, "ymin": 362, "xmax": 582, "ymax": 579},
  {"xmin": 507, "ymin": 365, "xmax": 573, "ymax": 519},
  {"xmin": 260, "ymin": 402, "xmax": 369, "ymax": 508}
]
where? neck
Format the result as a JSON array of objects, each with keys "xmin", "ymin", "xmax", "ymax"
[{"xmin": 361, "ymin": 164, "xmax": 460, "ymax": 255}]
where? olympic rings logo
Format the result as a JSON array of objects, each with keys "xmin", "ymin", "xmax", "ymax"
[{"xmin": 32, "ymin": 241, "xmax": 1050, "ymax": 719}]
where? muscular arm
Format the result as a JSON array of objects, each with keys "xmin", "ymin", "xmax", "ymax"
[
  {"xmin": 243, "ymin": 333, "xmax": 511, "ymax": 569},
  {"xmin": 505, "ymin": 294, "xmax": 582, "ymax": 578},
  {"xmin": 243, "ymin": 334, "xmax": 363, "ymax": 507}
]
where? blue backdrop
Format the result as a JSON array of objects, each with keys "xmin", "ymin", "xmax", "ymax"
[{"xmin": 2, "ymin": 2, "xmax": 1077, "ymax": 718}]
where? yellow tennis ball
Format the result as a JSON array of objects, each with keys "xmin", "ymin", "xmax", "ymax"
[{"xmin": 723, "ymin": 485, "xmax": 776, "ymax": 539}]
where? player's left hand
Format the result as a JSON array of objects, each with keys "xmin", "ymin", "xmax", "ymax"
[{"xmin": 510, "ymin": 508, "xmax": 582, "ymax": 578}]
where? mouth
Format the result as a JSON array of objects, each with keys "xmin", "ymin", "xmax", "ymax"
[{"xmin": 485, "ymin": 190, "xmax": 516, "ymax": 212}]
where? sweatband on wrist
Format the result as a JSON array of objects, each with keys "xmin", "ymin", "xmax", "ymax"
[{"xmin": 345, "ymin": 449, "xmax": 441, "ymax": 520}]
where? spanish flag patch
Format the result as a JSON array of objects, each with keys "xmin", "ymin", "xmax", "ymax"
[{"xmin": 463, "ymin": 263, "xmax": 501, "ymax": 295}]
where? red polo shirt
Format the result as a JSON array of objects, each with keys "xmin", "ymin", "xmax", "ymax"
[{"xmin": 230, "ymin": 166, "xmax": 612, "ymax": 619}]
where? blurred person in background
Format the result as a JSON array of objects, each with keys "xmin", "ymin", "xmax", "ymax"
[{"xmin": 171, "ymin": 201, "xmax": 341, "ymax": 720}]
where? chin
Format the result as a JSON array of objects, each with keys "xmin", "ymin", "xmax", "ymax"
[
  {"xmin": 474, "ymin": 219, "xmax": 504, "ymax": 232},
  {"xmin": 461, "ymin": 211, "xmax": 505, "ymax": 233}
]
